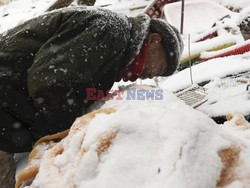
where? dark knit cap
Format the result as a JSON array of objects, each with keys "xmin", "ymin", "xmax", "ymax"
[{"xmin": 149, "ymin": 18, "xmax": 183, "ymax": 76}]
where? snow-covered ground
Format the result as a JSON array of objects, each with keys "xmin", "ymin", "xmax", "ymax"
[
  {"xmin": 212, "ymin": 0, "xmax": 250, "ymax": 10},
  {"xmin": 0, "ymin": 0, "xmax": 57, "ymax": 33},
  {"xmin": 0, "ymin": 0, "xmax": 250, "ymax": 187},
  {"xmin": 15, "ymin": 86, "xmax": 250, "ymax": 188}
]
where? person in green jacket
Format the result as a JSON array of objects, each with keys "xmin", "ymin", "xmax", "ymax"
[
  {"xmin": 0, "ymin": 6, "xmax": 183, "ymax": 187},
  {"xmin": 0, "ymin": 7, "xmax": 182, "ymax": 153}
]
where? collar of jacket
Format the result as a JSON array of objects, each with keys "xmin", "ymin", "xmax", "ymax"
[
  {"xmin": 121, "ymin": 14, "xmax": 150, "ymax": 69},
  {"xmin": 116, "ymin": 41, "xmax": 149, "ymax": 82}
]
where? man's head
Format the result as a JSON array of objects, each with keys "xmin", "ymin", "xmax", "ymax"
[{"xmin": 141, "ymin": 19, "xmax": 183, "ymax": 79}]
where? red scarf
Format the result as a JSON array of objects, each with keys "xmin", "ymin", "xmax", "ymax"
[{"xmin": 116, "ymin": 42, "xmax": 148, "ymax": 82}]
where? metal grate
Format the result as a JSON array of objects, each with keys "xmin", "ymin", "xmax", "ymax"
[
  {"xmin": 176, "ymin": 85, "xmax": 208, "ymax": 108},
  {"xmin": 176, "ymin": 71, "xmax": 250, "ymax": 108}
]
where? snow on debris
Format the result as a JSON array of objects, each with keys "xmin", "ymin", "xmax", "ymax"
[
  {"xmin": 181, "ymin": 34, "xmax": 239, "ymax": 62},
  {"xmin": 16, "ymin": 86, "xmax": 250, "ymax": 188},
  {"xmin": 0, "ymin": 0, "xmax": 57, "ymax": 34},
  {"xmin": 160, "ymin": 52, "xmax": 250, "ymax": 93},
  {"xmin": 199, "ymin": 40, "xmax": 250, "ymax": 59},
  {"xmin": 236, "ymin": 6, "xmax": 250, "ymax": 26},
  {"xmin": 197, "ymin": 74, "xmax": 250, "ymax": 118},
  {"xmin": 210, "ymin": 0, "xmax": 250, "ymax": 11},
  {"xmin": 163, "ymin": 0, "xmax": 233, "ymax": 35},
  {"xmin": 160, "ymin": 3, "xmax": 250, "ymax": 119}
]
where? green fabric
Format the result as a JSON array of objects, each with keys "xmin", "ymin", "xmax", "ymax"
[{"xmin": 0, "ymin": 7, "xmax": 150, "ymax": 146}]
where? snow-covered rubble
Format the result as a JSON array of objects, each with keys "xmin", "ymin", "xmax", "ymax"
[
  {"xmin": 0, "ymin": 0, "xmax": 57, "ymax": 33},
  {"xmin": 163, "ymin": 0, "xmax": 234, "ymax": 35},
  {"xmin": 160, "ymin": 52, "xmax": 250, "ymax": 92},
  {"xmin": 0, "ymin": 0, "xmax": 249, "ymax": 187},
  {"xmin": 197, "ymin": 74, "xmax": 250, "ymax": 118},
  {"xmin": 211, "ymin": 0, "xmax": 250, "ymax": 11},
  {"xmin": 15, "ymin": 86, "xmax": 250, "ymax": 188}
]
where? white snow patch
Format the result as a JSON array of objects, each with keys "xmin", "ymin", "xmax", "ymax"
[
  {"xmin": 160, "ymin": 52, "xmax": 250, "ymax": 92},
  {"xmin": 163, "ymin": 0, "xmax": 232, "ymax": 35},
  {"xmin": 20, "ymin": 87, "xmax": 250, "ymax": 188}
]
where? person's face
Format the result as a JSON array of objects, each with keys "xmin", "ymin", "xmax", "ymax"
[{"xmin": 140, "ymin": 33, "xmax": 167, "ymax": 79}]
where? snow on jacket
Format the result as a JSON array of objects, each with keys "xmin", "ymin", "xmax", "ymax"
[{"xmin": 0, "ymin": 6, "xmax": 150, "ymax": 149}]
